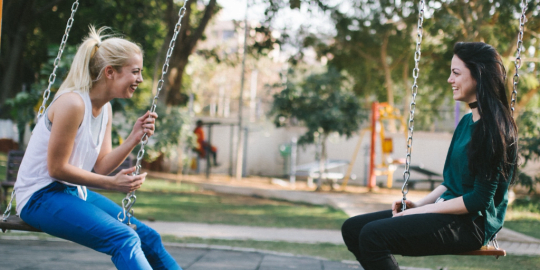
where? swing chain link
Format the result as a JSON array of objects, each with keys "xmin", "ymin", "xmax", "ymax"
[
  {"xmin": 118, "ymin": 0, "xmax": 190, "ymax": 224},
  {"xmin": 510, "ymin": 0, "xmax": 528, "ymax": 117},
  {"xmin": 2, "ymin": 190, "xmax": 16, "ymax": 222},
  {"xmin": 401, "ymin": 0, "xmax": 425, "ymax": 212},
  {"xmin": 2, "ymin": 1, "xmax": 80, "ymax": 223},
  {"xmin": 37, "ymin": 0, "xmax": 80, "ymax": 119}
]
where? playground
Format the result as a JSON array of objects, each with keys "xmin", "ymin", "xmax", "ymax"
[{"xmin": 2, "ymin": 0, "xmax": 540, "ymax": 269}]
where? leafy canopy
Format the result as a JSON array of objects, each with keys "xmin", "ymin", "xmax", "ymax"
[{"xmin": 270, "ymin": 68, "xmax": 366, "ymax": 145}]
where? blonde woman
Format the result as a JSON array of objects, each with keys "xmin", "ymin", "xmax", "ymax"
[{"xmin": 14, "ymin": 26, "xmax": 181, "ymax": 270}]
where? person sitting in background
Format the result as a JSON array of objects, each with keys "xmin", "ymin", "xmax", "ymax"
[{"xmin": 193, "ymin": 120, "xmax": 219, "ymax": 166}]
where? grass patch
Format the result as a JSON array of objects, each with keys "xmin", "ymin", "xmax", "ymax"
[
  {"xmin": 162, "ymin": 236, "xmax": 540, "ymax": 270},
  {"xmin": 505, "ymin": 195, "xmax": 540, "ymax": 239},
  {"xmin": 396, "ymin": 254, "xmax": 540, "ymax": 270},
  {"xmin": 98, "ymin": 179, "xmax": 349, "ymax": 230},
  {"xmin": 162, "ymin": 235, "xmax": 356, "ymax": 261}
]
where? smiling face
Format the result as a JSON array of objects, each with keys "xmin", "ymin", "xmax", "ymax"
[
  {"xmin": 448, "ymin": 55, "xmax": 477, "ymax": 103},
  {"xmin": 110, "ymin": 53, "xmax": 144, "ymax": 99}
]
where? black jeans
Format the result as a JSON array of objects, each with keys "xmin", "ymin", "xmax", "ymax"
[{"xmin": 341, "ymin": 210, "xmax": 484, "ymax": 270}]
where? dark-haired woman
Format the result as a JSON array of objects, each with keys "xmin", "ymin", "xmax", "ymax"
[{"xmin": 341, "ymin": 42, "xmax": 518, "ymax": 270}]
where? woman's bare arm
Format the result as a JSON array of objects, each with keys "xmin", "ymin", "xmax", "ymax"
[
  {"xmin": 93, "ymin": 108, "xmax": 157, "ymax": 175},
  {"xmin": 46, "ymin": 94, "xmax": 145, "ymax": 192}
]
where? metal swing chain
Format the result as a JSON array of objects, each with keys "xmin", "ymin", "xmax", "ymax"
[
  {"xmin": 401, "ymin": 0, "xmax": 425, "ymax": 212},
  {"xmin": 510, "ymin": 0, "xmax": 528, "ymax": 117},
  {"xmin": 2, "ymin": 190, "xmax": 16, "ymax": 222},
  {"xmin": 117, "ymin": 0, "xmax": 190, "ymax": 225},
  {"xmin": 2, "ymin": 0, "xmax": 80, "ymax": 223},
  {"xmin": 37, "ymin": 0, "xmax": 80, "ymax": 119}
]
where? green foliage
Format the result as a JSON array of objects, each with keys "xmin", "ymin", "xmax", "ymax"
[
  {"xmin": 3, "ymin": 90, "xmax": 41, "ymax": 149},
  {"xmin": 263, "ymin": 0, "xmax": 540, "ymax": 131},
  {"xmin": 505, "ymin": 195, "xmax": 540, "ymax": 239},
  {"xmin": 517, "ymin": 108, "xmax": 540, "ymax": 193},
  {"xmin": 509, "ymin": 196, "xmax": 540, "ymax": 215},
  {"xmin": 2, "ymin": 43, "xmax": 77, "ymax": 148},
  {"xmin": 270, "ymin": 68, "xmax": 366, "ymax": 146},
  {"xmin": 113, "ymin": 105, "xmax": 195, "ymax": 163}
]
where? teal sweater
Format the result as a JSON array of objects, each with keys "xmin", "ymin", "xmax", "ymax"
[{"xmin": 440, "ymin": 113, "xmax": 510, "ymax": 246}]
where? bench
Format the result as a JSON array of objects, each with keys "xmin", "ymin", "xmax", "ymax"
[
  {"xmin": 293, "ymin": 159, "xmax": 355, "ymax": 188},
  {"xmin": 397, "ymin": 164, "xmax": 443, "ymax": 190},
  {"xmin": 1, "ymin": 150, "xmax": 23, "ymax": 208},
  {"xmin": 1, "ymin": 150, "xmax": 133, "ymax": 233}
]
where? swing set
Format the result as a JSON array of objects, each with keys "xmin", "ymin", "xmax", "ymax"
[{"xmin": 0, "ymin": 0, "xmax": 532, "ymax": 260}]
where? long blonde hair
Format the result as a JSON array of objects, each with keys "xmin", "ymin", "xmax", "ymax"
[{"xmin": 56, "ymin": 25, "xmax": 143, "ymax": 96}]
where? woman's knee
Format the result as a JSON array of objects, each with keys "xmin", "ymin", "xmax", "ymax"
[
  {"xmin": 341, "ymin": 217, "xmax": 360, "ymax": 245},
  {"xmin": 358, "ymin": 222, "xmax": 385, "ymax": 252},
  {"xmin": 141, "ymin": 225, "xmax": 162, "ymax": 244},
  {"xmin": 107, "ymin": 227, "xmax": 143, "ymax": 254},
  {"xmin": 135, "ymin": 223, "xmax": 166, "ymax": 251}
]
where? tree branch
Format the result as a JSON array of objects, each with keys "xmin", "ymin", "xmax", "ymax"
[
  {"xmin": 186, "ymin": 0, "xmax": 217, "ymax": 54},
  {"xmin": 356, "ymin": 46, "xmax": 377, "ymax": 62},
  {"xmin": 390, "ymin": 51, "xmax": 409, "ymax": 70}
]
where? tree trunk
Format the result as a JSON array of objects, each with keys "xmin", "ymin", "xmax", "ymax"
[
  {"xmin": 164, "ymin": 0, "xmax": 217, "ymax": 105},
  {"xmin": 316, "ymin": 134, "xmax": 328, "ymax": 191},
  {"xmin": 1, "ymin": 0, "xmax": 34, "ymax": 103},
  {"xmin": 165, "ymin": 56, "xmax": 189, "ymax": 105},
  {"xmin": 0, "ymin": 0, "xmax": 64, "ymax": 104},
  {"xmin": 381, "ymin": 31, "xmax": 397, "ymax": 132},
  {"xmin": 381, "ymin": 32, "xmax": 394, "ymax": 107}
]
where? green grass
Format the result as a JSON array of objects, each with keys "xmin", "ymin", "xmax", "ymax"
[
  {"xmin": 505, "ymin": 196, "xmax": 540, "ymax": 239},
  {"xmin": 162, "ymin": 236, "xmax": 540, "ymax": 270},
  {"xmin": 98, "ymin": 178, "xmax": 349, "ymax": 230},
  {"xmin": 396, "ymin": 254, "xmax": 540, "ymax": 270}
]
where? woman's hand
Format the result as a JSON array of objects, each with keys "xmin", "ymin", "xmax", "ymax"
[
  {"xmin": 109, "ymin": 167, "xmax": 147, "ymax": 193},
  {"xmin": 392, "ymin": 199, "xmax": 417, "ymax": 216},
  {"xmin": 129, "ymin": 111, "xmax": 158, "ymax": 142}
]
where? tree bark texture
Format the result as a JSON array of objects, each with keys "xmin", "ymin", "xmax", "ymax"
[{"xmin": 164, "ymin": 0, "xmax": 217, "ymax": 105}]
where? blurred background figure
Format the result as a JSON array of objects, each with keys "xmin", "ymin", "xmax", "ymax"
[{"xmin": 194, "ymin": 120, "xmax": 219, "ymax": 166}]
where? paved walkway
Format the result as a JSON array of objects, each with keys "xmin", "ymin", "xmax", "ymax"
[
  {"xmin": 0, "ymin": 238, "xmax": 365, "ymax": 270},
  {"xmin": 149, "ymin": 172, "xmax": 540, "ymax": 256}
]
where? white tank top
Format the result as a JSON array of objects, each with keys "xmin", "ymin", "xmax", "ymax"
[{"xmin": 14, "ymin": 91, "xmax": 109, "ymax": 214}]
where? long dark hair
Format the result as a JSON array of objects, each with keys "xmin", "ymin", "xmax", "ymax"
[{"xmin": 453, "ymin": 42, "xmax": 518, "ymax": 184}]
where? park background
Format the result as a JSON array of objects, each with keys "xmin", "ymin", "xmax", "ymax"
[{"xmin": 1, "ymin": 0, "xmax": 540, "ymax": 269}]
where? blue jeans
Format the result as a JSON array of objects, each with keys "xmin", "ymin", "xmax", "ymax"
[{"xmin": 20, "ymin": 182, "xmax": 182, "ymax": 270}]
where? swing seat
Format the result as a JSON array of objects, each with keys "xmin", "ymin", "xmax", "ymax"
[
  {"xmin": 458, "ymin": 245, "xmax": 506, "ymax": 259},
  {"xmin": 0, "ymin": 215, "xmax": 41, "ymax": 233},
  {"xmin": 1, "ymin": 215, "xmax": 137, "ymax": 233}
]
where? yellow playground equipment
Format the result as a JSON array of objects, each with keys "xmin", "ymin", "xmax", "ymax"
[{"xmin": 341, "ymin": 102, "xmax": 406, "ymax": 190}]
